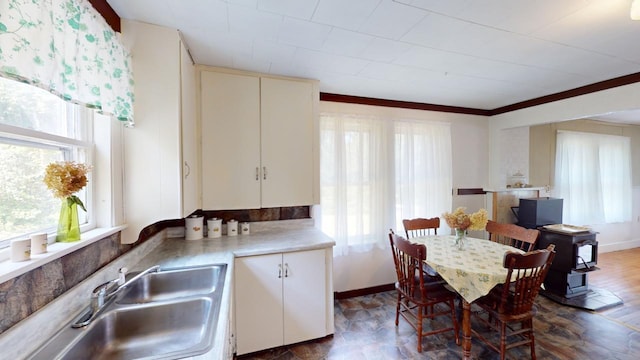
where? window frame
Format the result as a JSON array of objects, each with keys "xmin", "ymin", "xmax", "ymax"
[
  {"xmin": 0, "ymin": 102, "xmax": 125, "ymax": 286},
  {"xmin": 0, "ymin": 95, "xmax": 96, "ymax": 249}
]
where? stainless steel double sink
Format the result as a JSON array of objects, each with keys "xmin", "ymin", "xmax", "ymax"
[{"xmin": 28, "ymin": 264, "xmax": 227, "ymax": 360}]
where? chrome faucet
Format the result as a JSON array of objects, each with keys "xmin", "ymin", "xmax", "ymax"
[
  {"xmin": 105, "ymin": 265, "xmax": 161, "ymax": 298},
  {"xmin": 73, "ymin": 265, "xmax": 161, "ymax": 328}
]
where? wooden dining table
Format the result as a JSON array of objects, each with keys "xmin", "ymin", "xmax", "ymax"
[{"xmin": 413, "ymin": 234, "xmax": 523, "ymax": 360}]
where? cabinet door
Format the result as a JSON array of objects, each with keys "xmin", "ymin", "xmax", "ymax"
[
  {"xmin": 260, "ymin": 77, "xmax": 315, "ymax": 207},
  {"xmin": 235, "ymin": 253, "xmax": 284, "ymax": 355},
  {"xmin": 180, "ymin": 40, "xmax": 199, "ymax": 217},
  {"xmin": 201, "ymin": 71, "xmax": 261, "ymax": 210},
  {"xmin": 282, "ymin": 249, "xmax": 327, "ymax": 345}
]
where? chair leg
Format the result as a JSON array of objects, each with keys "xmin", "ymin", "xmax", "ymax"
[
  {"xmin": 499, "ymin": 321, "xmax": 507, "ymax": 360},
  {"xmin": 528, "ymin": 319, "xmax": 537, "ymax": 360},
  {"xmin": 395, "ymin": 292, "xmax": 401, "ymax": 326},
  {"xmin": 417, "ymin": 304, "xmax": 423, "ymax": 352},
  {"xmin": 450, "ymin": 299, "xmax": 460, "ymax": 345}
]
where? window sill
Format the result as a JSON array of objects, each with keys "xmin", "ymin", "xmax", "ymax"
[{"xmin": 0, "ymin": 226, "xmax": 127, "ymax": 284}]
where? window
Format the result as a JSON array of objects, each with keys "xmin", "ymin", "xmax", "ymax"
[
  {"xmin": 554, "ymin": 130, "xmax": 631, "ymax": 225},
  {"xmin": 394, "ymin": 120, "xmax": 453, "ymax": 227},
  {"xmin": 0, "ymin": 77, "xmax": 94, "ymax": 249},
  {"xmin": 319, "ymin": 113, "xmax": 452, "ymax": 255}
]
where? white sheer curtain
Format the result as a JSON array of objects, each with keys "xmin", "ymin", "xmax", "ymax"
[
  {"xmin": 319, "ymin": 113, "xmax": 452, "ymax": 256},
  {"xmin": 319, "ymin": 114, "xmax": 393, "ymax": 255},
  {"xmin": 395, "ymin": 120, "xmax": 452, "ymax": 229},
  {"xmin": 555, "ymin": 130, "xmax": 631, "ymax": 225}
]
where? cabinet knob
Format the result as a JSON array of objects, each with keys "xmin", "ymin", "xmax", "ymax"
[
  {"xmin": 278, "ymin": 264, "xmax": 282, "ymax": 278},
  {"xmin": 263, "ymin": 166, "xmax": 267, "ymax": 180},
  {"xmin": 255, "ymin": 167, "xmax": 259, "ymax": 181},
  {"xmin": 284, "ymin": 263, "xmax": 290, "ymax": 277}
]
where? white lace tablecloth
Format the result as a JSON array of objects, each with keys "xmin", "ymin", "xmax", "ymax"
[{"xmin": 413, "ymin": 235, "xmax": 523, "ymax": 303}]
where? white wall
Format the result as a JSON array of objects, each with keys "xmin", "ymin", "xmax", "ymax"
[
  {"xmin": 120, "ymin": 20, "xmax": 182, "ymax": 244},
  {"xmin": 495, "ymin": 127, "xmax": 530, "ymax": 189},
  {"xmin": 489, "ymin": 82, "xmax": 640, "ymax": 187},
  {"xmin": 320, "ymin": 101, "xmax": 490, "ymax": 292},
  {"xmin": 489, "ymin": 83, "xmax": 640, "ymax": 253}
]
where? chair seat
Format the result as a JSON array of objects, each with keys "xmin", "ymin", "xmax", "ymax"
[
  {"xmin": 474, "ymin": 291, "xmax": 538, "ymax": 322},
  {"xmin": 422, "ymin": 263, "xmax": 440, "ymax": 277},
  {"xmin": 416, "ymin": 269, "xmax": 445, "ymax": 285},
  {"xmin": 396, "ymin": 281, "xmax": 457, "ymax": 302}
]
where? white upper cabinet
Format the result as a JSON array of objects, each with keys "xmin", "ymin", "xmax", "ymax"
[
  {"xmin": 199, "ymin": 67, "xmax": 319, "ymax": 210},
  {"xmin": 120, "ymin": 20, "xmax": 201, "ymax": 242},
  {"xmin": 260, "ymin": 77, "xmax": 315, "ymax": 208},
  {"xmin": 201, "ymin": 70, "xmax": 261, "ymax": 209},
  {"xmin": 180, "ymin": 39, "xmax": 200, "ymax": 217}
]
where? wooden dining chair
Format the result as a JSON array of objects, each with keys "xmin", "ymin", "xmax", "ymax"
[
  {"xmin": 403, "ymin": 217, "xmax": 440, "ymax": 238},
  {"xmin": 402, "ymin": 218, "xmax": 442, "ymax": 278},
  {"xmin": 486, "ymin": 220, "xmax": 540, "ymax": 251},
  {"xmin": 471, "ymin": 244, "xmax": 556, "ymax": 360},
  {"xmin": 388, "ymin": 232, "xmax": 460, "ymax": 352}
]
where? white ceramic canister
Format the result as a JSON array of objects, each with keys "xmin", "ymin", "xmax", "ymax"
[
  {"xmin": 207, "ymin": 218, "xmax": 222, "ymax": 238},
  {"xmin": 11, "ymin": 238, "xmax": 31, "ymax": 262},
  {"xmin": 227, "ymin": 219, "xmax": 238, "ymax": 236},
  {"xmin": 185, "ymin": 215, "xmax": 204, "ymax": 240},
  {"xmin": 240, "ymin": 222, "xmax": 250, "ymax": 235},
  {"xmin": 30, "ymin": 233, "xmax": 48, "ymax": 255}
]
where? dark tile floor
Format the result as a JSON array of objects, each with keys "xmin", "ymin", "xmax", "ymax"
[{"xmin": 237, "ymin": 290, "xmax": 640, "ymax": 360}]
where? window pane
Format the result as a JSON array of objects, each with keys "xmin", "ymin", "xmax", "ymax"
[
  {"xmin": 0, "ymin": 141, "xmax": 55, "ymax": 244},
  {"xmin": 0, "ymin": 77, "xmax": 85, "ymax": 140}
]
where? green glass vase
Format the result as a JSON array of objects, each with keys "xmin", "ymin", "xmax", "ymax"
[
  {"xmin": 57, "ymin": 197, "xmax": 81, "ymax": 242},
  {"xmin": 455, "ymin": 228, "xmax": 466, "ymax": 250}
]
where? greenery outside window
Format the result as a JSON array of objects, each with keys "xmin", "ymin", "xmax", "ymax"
[{"xmin": 0, "ymin": 77, "xmax": 94, "ymax": 249}]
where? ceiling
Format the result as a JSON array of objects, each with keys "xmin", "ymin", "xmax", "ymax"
[{"xmin": 106, "ymin": 0, "xmax": 640, "ymax": 120}]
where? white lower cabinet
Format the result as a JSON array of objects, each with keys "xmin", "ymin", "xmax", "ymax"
[{"xmin": 234, "ymin": 249, "xmax": 331, "ymax": 355}]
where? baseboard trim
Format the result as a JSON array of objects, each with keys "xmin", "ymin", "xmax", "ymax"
[{"xmin": 334, "ymin": 283, "xmax": 395, "ymax": 300}]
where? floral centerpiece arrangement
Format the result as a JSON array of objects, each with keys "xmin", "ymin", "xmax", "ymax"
[
  {"xmin": 442, "ymin": 207, "xmax": 488, "ymax": 249},
  {"xmin": 43, "ymin": 161, "xmax": 91, "ymax": 242},
  {"xmin": 442, "ymin": 207, "xmax": 488, "ymax": 231}
]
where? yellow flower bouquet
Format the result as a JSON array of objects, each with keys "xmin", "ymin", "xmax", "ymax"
[
  {"xmin": 442, "ymin": 207, "xmax": 488, "ymax": 250},
  {"xmin": 442, "ymin": 207, "xmax": 488, "ymax": 231},
  {"xmin": 43, "ymin": 161, "xmax": 91, "ymax": 242}
]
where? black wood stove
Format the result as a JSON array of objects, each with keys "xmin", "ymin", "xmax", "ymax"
[
  {"xmin": 536, "ymin": 228, "xmax": 622, "ymax": 311},
  {"xmin": 537, "ymin": 228, "xmax": 598, "ymax": 297}
]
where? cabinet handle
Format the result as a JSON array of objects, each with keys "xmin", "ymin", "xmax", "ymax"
[
  {"xmin": 184, "ymin": 161, "xmax": 191, "ymax": 179},
  {"xmin": 284, "ymin": 263, "xmax": 290, "ymax": 278},
  {"xmin": 278, "ymin": 264, "xmax": 282, "ymax": 278},
  {"xmin": 255, "ymin": 167, "xmax": 259, "ymax": 181},
  {"xmin": 263, "ymin": 166, "xmax": 267, "ymax": 180}
]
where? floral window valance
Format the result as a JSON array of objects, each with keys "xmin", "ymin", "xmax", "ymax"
[{"xmin": 0, "ymin": 0, "xmax": 134, "ymax": 123}]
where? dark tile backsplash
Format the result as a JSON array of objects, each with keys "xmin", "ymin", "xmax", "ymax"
[
  {"xmin": 195, "ymin": 206, "xmax": 310, "ymax": 223},
  {"xmin": 0, "ymin": 232, "xmax": 132, "ymax": 334}
]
